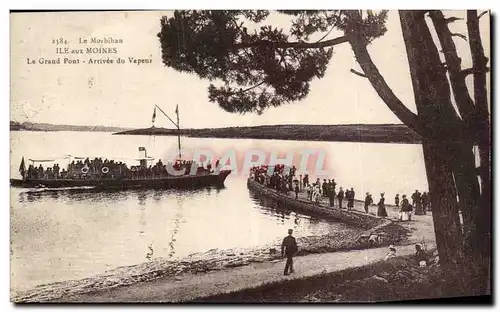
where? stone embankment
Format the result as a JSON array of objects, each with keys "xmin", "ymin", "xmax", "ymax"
[{"xmin": 247, "ymin": 179, "xmax": 399, "ymax": 246}]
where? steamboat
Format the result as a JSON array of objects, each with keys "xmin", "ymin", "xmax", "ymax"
[{"xmin": 10, "ymin": 105, "xmax": 231, "ymax": 190}]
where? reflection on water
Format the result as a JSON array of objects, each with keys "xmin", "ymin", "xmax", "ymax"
[
  {"xmin": 18, "ymin": 186, "xmax": 223, "ymax": 207},
  {"xmin": 145, "ymin": 242, "xmax": 154, "ymax": 260},
  {"xmin": 11, "ymin": 180, "xmax": 349, "ymax": 292},
  {"xmin": 11, "ymin": 131, "xmax": 428, "ymax": 292}
]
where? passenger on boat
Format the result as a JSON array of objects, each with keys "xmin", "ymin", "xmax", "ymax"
[
  {"xmin": 27, "ymin": 164, "xmax": 34, "ymax": 179},
  {"xmin": 53, "ymin": 164, "xmax": 60, "ymax": 179}
]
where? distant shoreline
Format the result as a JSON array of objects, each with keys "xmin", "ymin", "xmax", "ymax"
[
  {"xmin": 10, "ymin": 121, "xmax": 131, "ymax": 133},
  {"xmin": 10, "ymin": 122, "xmax": 422, "ymax": 144},
  {"xmin": 114, "ymin": 124, "xmax": 422, "ymax": 144}
]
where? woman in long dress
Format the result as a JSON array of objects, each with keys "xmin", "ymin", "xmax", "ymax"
[
  {"xmin": 313, "ymin": 185, "xmax": 321, "ymax": 203},
  {"xmin": 400, "ymin": 194, "xmax": 410, "ymax": 221},
  {"xmin": 377, "ymin": 193, "xmax": 388, "ymax": 217}
]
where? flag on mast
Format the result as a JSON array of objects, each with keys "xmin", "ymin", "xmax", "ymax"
[
  {"xmin": 152, "ymin": 107, "xmax": 156, "ymax": 123},
  {"xmin": 138, "ymin": 147, "xmax": 146, "ymax": 151},
  {"xmin": 175, "ymin": 104, "xmax": 178, "ymax": 115},
  {"xmin": 19, "ymin": 156, "xmax": 26, "ymax": 177}
]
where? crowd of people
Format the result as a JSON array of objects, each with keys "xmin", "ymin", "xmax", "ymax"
[
  {"xmin": 250, "ymin": 163, "xmax": 431, "ymax": 219},
  {"xmin": 25, "ymin": 157, "xmax": 217, "ymax": 180},
  {"xmin": 250, "ymin": 164, "xmax": 298, "ymax": 194},
  {"xmin": 393, "ymin": 190, "xmax": 432, "ymax": 221}
]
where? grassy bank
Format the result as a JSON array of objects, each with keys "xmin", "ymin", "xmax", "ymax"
[
  {"xmin": 196, "ymin": 253, "xmax": 491, "ymax": 303},
  {"xmin": 114, "ymin": 124, "xmax": 421, "ymax": 144}
]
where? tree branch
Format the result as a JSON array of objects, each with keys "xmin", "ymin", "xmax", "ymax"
[
  {"xmin": 467, "ymin": 10, "xmax": 490, "ymax": 121},
  {"xmin": 239, "ymin": 81, "xmax": 266, "ymax": 93},
  {"xmin": 315, "ymin": 24, "xmax": 336, "ymax": 43},
  {"xmin": 348, "ymin": 32, "xmax": 423, "ymax": 135},
  {"xmin": 350, "ymin": 68, "xmax": 367, "ymax": 78},
  {"xmin": 478, "ymin": 11, "xmax": 488, "ymax": 19},
  {"xmin": 429, "ymin": 11, "xmax": 475, "ymax": 124},
  {"xmin": 232, "ymin": 35, "xmax": 349, "ymax": 50},
  {"xmin": 451, "ymin": 33, "xmax": 468, "ymax": 41},
  {"xmin": 461, "ymin": 67, "xmax": 490, "ymax": 77},
  {"xmin": 444, "ymin": 17, "xmax": 463, "ymax": 24}
]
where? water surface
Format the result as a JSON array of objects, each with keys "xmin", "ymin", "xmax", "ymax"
[{"xmin": 10, "ymin": 131, "xmax": 428, "ymax": 291}]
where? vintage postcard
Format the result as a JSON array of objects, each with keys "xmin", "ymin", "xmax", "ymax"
[{"xmin": 10, "ymin": 10, "xmax": 491, "ymax": 303}]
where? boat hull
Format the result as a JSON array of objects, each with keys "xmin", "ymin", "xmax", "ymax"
[{"xmin": 10, "ymin": 170, "xmax": 231, "ymax": 190}]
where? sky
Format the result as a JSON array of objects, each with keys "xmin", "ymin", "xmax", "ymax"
[{"xmin": 10, "ymin": 10, "xmax": 490, "ymax": 129}]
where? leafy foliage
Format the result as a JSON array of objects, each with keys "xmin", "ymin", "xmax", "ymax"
[{"xmin": 158, "ymin": 10, "xmax": 389, "ymax": 114}]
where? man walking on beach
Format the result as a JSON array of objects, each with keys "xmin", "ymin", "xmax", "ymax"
[{"xmin": 281, "ymin": 229, "xmax": 298, "ymax": 275}]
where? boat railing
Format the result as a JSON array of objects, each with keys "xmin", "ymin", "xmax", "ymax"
[{"xmin": 25, "ymin": 165, "xmax": 215, "ymax": 181}]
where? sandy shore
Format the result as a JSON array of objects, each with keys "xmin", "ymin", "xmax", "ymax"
[{"xmin": 11, "ymin": 190, "xmax": 434, "ymax": 303}]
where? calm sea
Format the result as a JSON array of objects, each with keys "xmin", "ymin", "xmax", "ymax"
[{"xmin": 10, "ymin": 131, "xmax": 428, "ymax": 291}]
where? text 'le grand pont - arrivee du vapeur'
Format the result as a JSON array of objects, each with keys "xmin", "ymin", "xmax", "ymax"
[{"xmin": 26, "ymin": 36, "xmax": 153, "ymax": 66}]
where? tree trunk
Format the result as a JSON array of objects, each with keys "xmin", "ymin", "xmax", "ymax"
[
  {"xmin": 422, "ymin": 141, "xmax": 464, "ymax": 266},
  {"xmin": 450, "ymin": 144, "xmax": 480, "ymax": 251},
  {"xmin": 427, "ymin": 11, "xmax": 486, "ymax": 263},
  {"xmin": 466, "ymin": 10, "xmax": 491, "ymax": 264},
  {"xmin": 399, "ymin": 10, "xmax": 465, "ymax": 267}
]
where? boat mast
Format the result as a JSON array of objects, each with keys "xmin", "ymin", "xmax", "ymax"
[
  {"xmin": 154, "ymin": 104, "xmax": 182, "ymax": 158},
  {"xmin": 176, "ymin": 104, "xmax": 181, "ymax": 158}
]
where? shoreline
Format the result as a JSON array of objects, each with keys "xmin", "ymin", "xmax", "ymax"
[
  {"xmin": 11, "ymin": 123, "xmax": 422, "ymax": 144},
  {"xmin": 113, "ymin": 124, "xmax": 422, "ymax": 144},
  {"xmin": 12, "ymin": 223, "xmax": 408, "ymax": 303},
  {"xmin": 11, "ymin": 183, "xmax": 427, "ymax": 303},
  {"xmin": 56, "ymin": 243, "xmax": 435, "ymax": 303}
]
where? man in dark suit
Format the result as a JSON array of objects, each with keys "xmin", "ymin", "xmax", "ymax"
[{"xmin": 281, "ymin": 229, "xmax": 298, "ymax": 275}]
